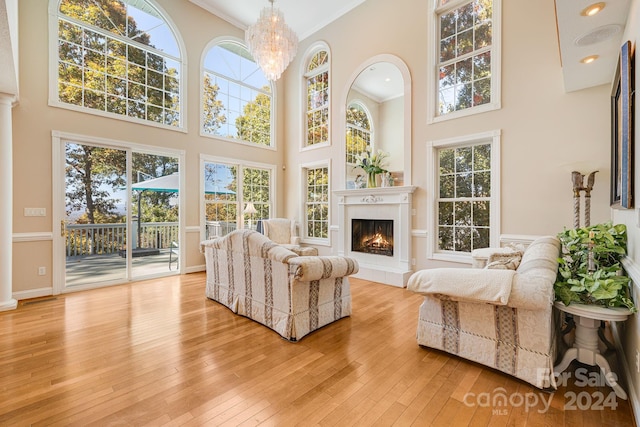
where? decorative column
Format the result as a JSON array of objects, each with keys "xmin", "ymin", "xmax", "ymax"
[{"xmin": 0, "ymin": 93, "xmax": 17, "ymax": 311}]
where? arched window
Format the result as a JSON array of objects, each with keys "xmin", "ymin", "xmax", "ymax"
[
  {"xmin": 202, "ymin": 39, "xmax": 273, "ymax": 147},
  {"xmin": 346, "ymin": 101, "xmax": 372, "ymax": 165},
  {"xmin": 53, "ymin": 0, "xmax": 184, "ymax": 128},
  {"xmin": 304, "ymin": 46, "xmax": 330, "ymax": 148}
]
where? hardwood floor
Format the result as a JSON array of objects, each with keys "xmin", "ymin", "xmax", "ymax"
[{"xmin": 0, "ymin": 273, "xmax": 635, "ymax": 426}]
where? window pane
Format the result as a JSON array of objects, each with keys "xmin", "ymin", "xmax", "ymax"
[
  {"xmin": 473, "ymin": 201, "xmax": 490, "ymax": 226},
  {"xmin": 439, "ymin": 202, "xmax": 454, "ymax": 225},
  {"xmin": 439, "ymin": 148, "xmax": 455, "ymax": 174},
  {"xmin": 439, "ymin": 227, "xmax": 454, "ymax": 251},
  {"xmin": 440, "ymin": 175, "xmax": 455, "ymax": 198},
  {"xmin": 456, "ymin": 173, "xmax": 472, "ymax": 197},
  {"xmin": 474, "ymin": 143, "xmax": 491, "ymax": 170},
  {"xmin": 455, "ymin": 147, "xmax": 473, "ymax": 172},
  {"xmin": 455, "ymin": 227, "xmax": 472, "ymax": 252},
  {"xmin": 473, "ymin": 171, "xmax": 491, "ymax": 197},
  {"xmin": 473, "ymin": 227, "xmax": 490, "ymax": 249},
  {"xmin": 454, "ymin": 201, "xmax": 471, "ymax": 226}
]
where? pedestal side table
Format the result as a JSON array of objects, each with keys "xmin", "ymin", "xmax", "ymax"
[{"xmin": 553, "ymin": 301, "xmax": 631, "ymax": 399}]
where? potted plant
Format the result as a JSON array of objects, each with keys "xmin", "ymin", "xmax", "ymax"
[
  {"xmin": 555, "ymin": 222, "xmax": 637, "ymax": 312},
  {"xmin": 354, "ymin": 148, "xmax": 389, "ymax": 188}
]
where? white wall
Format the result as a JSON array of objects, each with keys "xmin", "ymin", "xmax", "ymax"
[{"xmin": 611, "ymin": 0, "xmax": 640, "ymax": 419}]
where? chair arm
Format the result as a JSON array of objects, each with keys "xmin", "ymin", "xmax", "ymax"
[
  {"xmin": 200, "ymin": 238, "xmax": 220, "ymax": 253},
  {"xmin": 408, "ymin": 268, "xmax": 516, "ymax": 305},
  {"xmin": 287, "ymin": 256, "xmax": 359, "ymax": 281},
  {"xmin": 507, "ymin": 273, "xmax": 555, "ymax": 310}
]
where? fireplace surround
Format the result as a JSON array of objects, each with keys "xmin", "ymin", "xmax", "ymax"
[{"xmin": 334, "ymin": 186, "xmax": 416, "ymax": 287}]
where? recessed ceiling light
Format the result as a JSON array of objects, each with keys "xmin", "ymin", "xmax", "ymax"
[
  {"xmin": 581, "ymin": 2, "xmax": 606, "ymax": 17},
  {"xmin": 580, "ymin": 55, "xmax": 599, "ymax": 64}
]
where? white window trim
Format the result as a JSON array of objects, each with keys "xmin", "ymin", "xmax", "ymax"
[
  {"xmin": 199, "ymin": 154, "xmax": 277, "ymax": 241},
  {"xmin": 199, "ymin": 36, "xmax": 276, "ymax": 151},
  {"xmin": 300, "ymin": 41, "xmax": 331, "ymax": 152},
  {"xmin": 427, "ymin": 0, "xmax": 502, "ymax": 124},
  {"xmin": 426, "ymin": 129, "xmax": 501, "ymax": 264},
  {"xmin": 48, "ymin": 0, "xmax": 188, "ymax": 132},
  {"xmin": 299, "ymin": 159, "xmax": 331, "ymax": 246}
]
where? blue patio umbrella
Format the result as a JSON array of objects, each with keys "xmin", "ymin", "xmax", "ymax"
[
  {"xmin": 131, "ymin": 172, "xmax": 236, "ymax": 195},
  {"xmin": 131, "ymin": 173, "xmax": 235, "ymax": 248}
]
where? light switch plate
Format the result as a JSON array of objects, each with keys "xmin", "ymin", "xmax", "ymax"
[{"xmin": 24, "ymin": 208, "xmax": 46, "ymax": 217}]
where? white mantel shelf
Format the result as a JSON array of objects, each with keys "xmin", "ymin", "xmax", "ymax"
[{"xmin": 334, "ymin": 186, "xmax": 417, "ymax": 287}]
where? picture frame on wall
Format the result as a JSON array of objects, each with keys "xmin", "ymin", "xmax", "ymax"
[{"xmin": 610, "ymin": 40, "xmax": 634, "ymax": 209}]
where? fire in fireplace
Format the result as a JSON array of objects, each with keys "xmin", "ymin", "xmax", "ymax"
[{"xmin": 352, "ymin": 219, "xmax": 394, "ymax": 257}]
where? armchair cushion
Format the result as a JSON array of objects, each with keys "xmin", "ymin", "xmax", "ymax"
[{"xmin": 408, "ymin": 268, "xmax": 515, "ymax": 305}]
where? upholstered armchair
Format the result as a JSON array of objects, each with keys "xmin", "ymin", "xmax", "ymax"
[
  {"xmin": 407, "ymin": 236, "xmax": 561, "ymax": 390},
  {"xmin": 261, "ymin": 218, "xmax": 318, "ymax": 256}
]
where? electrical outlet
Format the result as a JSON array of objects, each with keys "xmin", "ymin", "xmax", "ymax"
[{"xmin": 38, "ymin": 267, "xmax": 46, "ymax": 276}]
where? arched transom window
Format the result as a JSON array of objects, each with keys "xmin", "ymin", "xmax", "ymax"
[
  {"xmin": 202, "ymin": 40, "xmax": 273, "ymax": 147},
  {"xmin": 304, "ymin": 49, "xmax": 330, "ymax": 147},
  {"xmin": 55, "ymin": 0, "xmax": 183, "ymax": 128}
]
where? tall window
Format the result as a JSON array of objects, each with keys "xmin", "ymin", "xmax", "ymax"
[
  {"xmin": 55, "ymin": 0, "xmax": 183, "ymax": 128},
  {"xmin": 346, "ymin": 102, "xmax": 372, "ymax": 165},
  {"xmin": 431, "ymin": 0, "xmax": 500, "ymax": 122},
  {"xmin": 304, "ymin": 48, "xmax": 330, "ymax": 147},
  {"xmin": 202, "ymin": 40, "xmax": 273, "ymax": 147},
  {"xmin": 428, "ymin": 131, "xmax": 500, "ymax": 261},
  {"xmin": 202, "ymin": 159, "xmax": 273, "ymax": 238},
  {"xmin": 303, "ymin": 164, "xmax": 329, "ymax": 242}
]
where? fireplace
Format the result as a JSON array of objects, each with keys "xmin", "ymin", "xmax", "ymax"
[
  {"xmin": 352, "ymin": 219, "xmax": 394, "ymax": 256},
  {"xmin": 334, "ymin": 186, "xmax": 416, "ymax": 287}
]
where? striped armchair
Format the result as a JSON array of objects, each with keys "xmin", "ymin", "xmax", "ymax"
[
  {"xmin": 407, "ymin": 236, "xmax": 561, "ymax": 389},
  {"xmin": 201, "ymin": 230, "xmax": 358, "ymax": 341}
]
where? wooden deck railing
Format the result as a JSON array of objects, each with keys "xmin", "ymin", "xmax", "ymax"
[{"xmin": 66, "ymin": 222, "xmax": 179, "ymax": 257}]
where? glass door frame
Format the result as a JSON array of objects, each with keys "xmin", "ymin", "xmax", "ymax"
[{"xmin": 52, "ymin": 131, "xmax": 185, "ymax": 294}]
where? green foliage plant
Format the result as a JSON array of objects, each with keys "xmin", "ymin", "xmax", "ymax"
[{"xmin": 555, "ymin": 222, "xmax": 636, "ymax": 312}]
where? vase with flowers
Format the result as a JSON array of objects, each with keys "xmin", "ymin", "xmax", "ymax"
[{"xmin": 354, "ymin": 148, "xmax": 389, "ymax": 188}]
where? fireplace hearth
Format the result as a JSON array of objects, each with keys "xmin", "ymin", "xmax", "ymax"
[{"xmin": 352, "ymin": 219, "xmax": 393, "ymax": 256}]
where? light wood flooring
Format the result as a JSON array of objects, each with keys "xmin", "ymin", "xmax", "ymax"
[{"xmin": 0, "ymin": 273, "xmax": 635, "ymax": 426}]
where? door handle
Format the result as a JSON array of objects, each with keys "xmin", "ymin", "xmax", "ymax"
[{"xmin": 60, "ymin": 220, "xmax": 66, "ymax": 237}]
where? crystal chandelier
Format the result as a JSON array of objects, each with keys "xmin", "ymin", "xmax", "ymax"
[{"xmin": 245, "ymin": 0, "xmax": 298, "ymax": 81}]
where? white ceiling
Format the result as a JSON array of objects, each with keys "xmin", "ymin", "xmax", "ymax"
[
  {"xmin": 189, "ymin": 0, "xmax": 631, "ymax": 94},
  {"xmin": 188, "ymin": 0, "xmax": 367, "ymax": 41},
  {"xmin": 555, "ymin": 0, "xmax": 631, "ymax": 92}
]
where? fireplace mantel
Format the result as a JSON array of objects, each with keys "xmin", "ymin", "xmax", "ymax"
[{"xmin": 334, "ymin": 186, "xmax": 416, "ymax": 287}]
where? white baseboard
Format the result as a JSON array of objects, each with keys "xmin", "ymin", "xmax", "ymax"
[
  {"xmin": 611, "ymin": 322, "xmax": 640, "ymax": 426},
  {"xmin": 13, "ymin": 287, "xmax": 53, "ymax": 301},
  {"xmin": 618, "ymin": 256, "xmax": 640, "ymax": 425},
  {"xmin": 185, "ymin": 265, "xmax": 205, "ymax": 274}
]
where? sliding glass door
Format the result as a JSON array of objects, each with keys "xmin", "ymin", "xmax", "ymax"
[{"xmin": 56, "ymin": 135, "xmax": 183, "ymax": 293}]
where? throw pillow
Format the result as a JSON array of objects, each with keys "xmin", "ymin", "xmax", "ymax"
[{"xmin": 485, "ymin": 251, "xmax": 523, "ymax": 270}]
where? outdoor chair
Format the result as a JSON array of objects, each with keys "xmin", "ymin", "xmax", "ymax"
[{"xmin": 169, "ymin": 241, "xmax": 179, "ymax": 270}]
